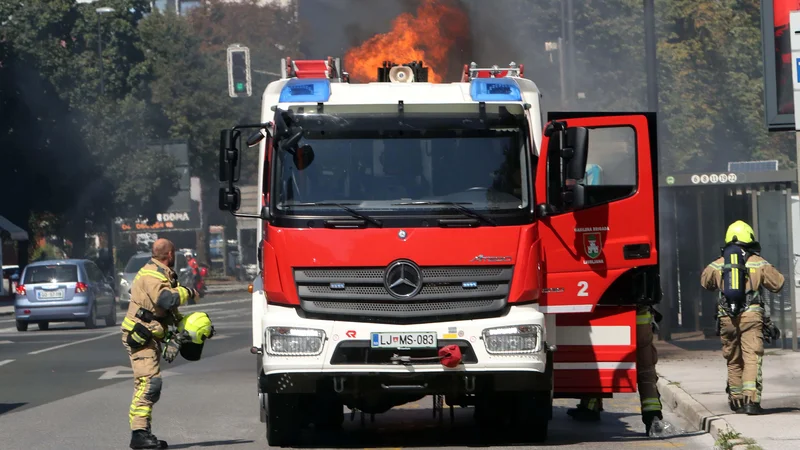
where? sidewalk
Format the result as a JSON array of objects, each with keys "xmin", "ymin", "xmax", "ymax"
[{"xmin": 656, "ymin": 331, "xmax": 800, "ymax": 449}]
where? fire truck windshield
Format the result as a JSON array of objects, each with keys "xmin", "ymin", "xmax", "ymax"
[{"xmin": 273, "ymin": 130, "xmax": 528, "ymax": 216}]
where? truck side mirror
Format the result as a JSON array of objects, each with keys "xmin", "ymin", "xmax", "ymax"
[
  {"xmin": 219, "ymin": 129, "xmax": 242, "ymax": 183},
  {"xmin": 219, "ymin": 186, "xmax": 241, "ymax": 212},
  {"xmin": 561, "ymin": 127, "xmax": 588, "ymax": 209},
  {"xmin": 563, "ymin": 127, "xmax": 589, "ymax": 182}
]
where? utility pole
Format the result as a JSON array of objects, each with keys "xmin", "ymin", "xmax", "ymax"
[
  {"xmin": 643, "ymin": 0, "xmax": 672, "ymax": 341},
  {"xmin": 566, "ymin": 0, "xmax": 577, "ymax": 109}
]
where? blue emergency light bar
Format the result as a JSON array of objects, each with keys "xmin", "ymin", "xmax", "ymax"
[
  {"xmin": 469, "ymin": 77, "xmax": 522, "ymax": 102},
  {"xmin": 279, "ymin": 78, "xmax": 331, "ymax": 103}
]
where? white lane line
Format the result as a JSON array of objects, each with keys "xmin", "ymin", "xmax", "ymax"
[
  {"xmin": 0, "ymin": 359, "xmax": 14, "ymax": 367},
  {"xmin": 28, "ymin": 330, "xmax": 118, "ymax": 355},
  {"xmin": 0, "ymin": 340, "xmax": 13, "ymax": 344}
]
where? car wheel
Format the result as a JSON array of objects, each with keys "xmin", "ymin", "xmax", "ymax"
[
  {"xmin": 37, "ymin": 322, "xmax": 49, "ymax": 331},
  {"xmin": 104, "ymin": 300, "xmax": 117, "ymax": 327},
  {"xmin": 16, "ymin": 320, "xmax": 28, "ymax": 332},
  {"xmin": 84, "ymin": 304, "xmax": 98, "ymax": 329}
]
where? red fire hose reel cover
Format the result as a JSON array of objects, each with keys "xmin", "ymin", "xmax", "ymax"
[{"xmin": 439, "ymin": 345, "xmax": 462, "ymax": 368}]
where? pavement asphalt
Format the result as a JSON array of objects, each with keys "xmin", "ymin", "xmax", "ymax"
[
  {"xmin": 0, "ymin": 293, "xmax": 717, "ymax": 449},
  {"xmin": 656, "ymin": 332, "xmax": 800, "ymax": 450}
]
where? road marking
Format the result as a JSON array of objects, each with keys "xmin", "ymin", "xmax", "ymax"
[
  {"xmin": 0, "ymin": 359, "xmax": 14, "ymax": 366},
  {"xmin": 210, "ymin": 334, "xmax": 232, "ymax": 340},
  {"xmin": 0, "ymin": 340, "xmax": 13, "ymax": 344},
  {"xmin": 88, "ymin": 365, "xmax": 180, "ymax": 380},
  {"xmin": 28, "ymin": 330, "xmax": 118, "ymax": 355}
]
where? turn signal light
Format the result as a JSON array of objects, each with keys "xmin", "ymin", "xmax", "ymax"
[
  {"xmin": 15, "ymin": 285, "xmax": 26, "ymax": 295},
  {"xmin": 75, "ymin": 282, "xmax": 88, "ymax": 293},
  {"xmin": 248, "ymin": 283, "xmax": 254, "ymax": 294}
]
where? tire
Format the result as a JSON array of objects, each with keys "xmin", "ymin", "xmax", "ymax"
[
  {"xmin": 84, "ymin": 303, "xmax": 98, "ymax": 329},
  {"xmin": 104, "ymin": 300, "xmax": 117, "ymax": 326},
  {"xmin": 266, "ymin": 394, "xmax": 301, "ymax": 446},
  {"xmin": 16, "ymin": 320, "xmax": 28, "ymax": 332},
  {"xmin": 37, "ymin": 322, "xmax": 49, "ymax": 331},
  {"xmin": 312, "ymin": 392, "xmax": 344, "ymax": 431},
  {"xmin": 511, "ymin": 390, "xmax": 551, "ymax": 443}
]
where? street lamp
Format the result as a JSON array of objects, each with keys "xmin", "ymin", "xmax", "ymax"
[
  {"xmin": 95, "ymin": 7, "xmax": 115, "ymax": 95},
  {"xmin": 76, "ymin": 1, "xmax": 114, "ymax": 95}
]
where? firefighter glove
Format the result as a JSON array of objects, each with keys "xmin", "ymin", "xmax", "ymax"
[{"xmin": 162, "ymin": 332, "xmax": 188, "ymax": 363}]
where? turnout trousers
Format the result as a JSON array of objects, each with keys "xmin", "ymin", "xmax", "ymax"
[
  {"xmin": 578, "ymin": 306, "xmax": 662, "ymax": 417},
  {"xmin": 720, "ymin": 310, "xmax": 764, "ymax": 403},
  {"xmin": 122, "ymin": 332, "xmax": 163, "ymax": 431}
]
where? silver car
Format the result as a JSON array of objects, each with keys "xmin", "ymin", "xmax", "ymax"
[
  {"xmin": 14, "ymin": 259, "xmax": 117, "ymax": 331},
  {"xmin": 118, "ymin": 252, "xmax": 187, "ymax": 310}
]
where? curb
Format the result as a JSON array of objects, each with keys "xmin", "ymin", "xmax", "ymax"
[
  {"xmin": 0, "ymin": 285, "xmax": 248, "ymax": 318},
  {"xmin": 657, "ymin": 375, "xmax": 738, "ymax": 445}
]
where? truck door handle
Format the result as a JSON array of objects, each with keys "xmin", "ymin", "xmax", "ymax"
[{"xmin": 623, "ymin": 244, "xmax": 650, "ymax": 260}]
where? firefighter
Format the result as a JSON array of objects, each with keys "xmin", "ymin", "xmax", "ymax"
[
  {"xmin": 566, "ymin": 305, "xmax": 663, "ymax": 435},
  {"xmin": 121, "ymin": 238, "xmax": 199, "ymax": 449},
  {"xmin": 701, "ymin": 220, "xmax": 784, "ymax": 415}
]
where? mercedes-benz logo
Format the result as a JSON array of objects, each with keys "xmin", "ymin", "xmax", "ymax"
[{"xmin": 384, "ymin": 260, "xmax": 423, "ymax": 299}]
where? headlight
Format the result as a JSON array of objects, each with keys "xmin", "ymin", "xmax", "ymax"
[
  {"xmin": 266, "ymin": 327, "xmax": 326, "ymax": 356},
  {"xmin": 482, "ymin": 324, "xmax": 542, "ymax": 354}
]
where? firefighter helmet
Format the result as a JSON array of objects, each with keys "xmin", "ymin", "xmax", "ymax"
[
  {"xmin": 725, "ymin": 220, "xmax": 755, "ymax": 244},
  {"xmin": 177, "ymin": 312, "xmax": 214, "ymax": 361}
]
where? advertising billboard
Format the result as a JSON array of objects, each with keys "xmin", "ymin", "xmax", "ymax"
[{"xmin": 763, "ymin": 0, "xmax": 800, "ymax": 131}]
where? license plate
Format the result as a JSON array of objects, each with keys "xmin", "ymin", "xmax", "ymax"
[
  {"xmin": 370, "ymin": 332, "xmax": 437, "ymax": 349},
  {"xmin": 37, "ymin": 289, "xmax": 65, "ymax": 300}
]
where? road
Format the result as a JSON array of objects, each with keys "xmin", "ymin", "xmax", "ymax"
[{"xmin": 0, "ymin": 293, "xmax": 716, "ymax": 449}]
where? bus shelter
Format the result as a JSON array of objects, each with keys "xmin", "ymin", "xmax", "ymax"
[{"xmin": 659, "ymin": 169, "xmax": 798, "ymax": 351}]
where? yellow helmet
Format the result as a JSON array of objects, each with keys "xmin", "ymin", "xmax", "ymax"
[
  {"xmin": 725, "ymin": 220, "xmax": 755, "ymax": 244},
  {"xmin": 178, "ymin": 311, "xmax": 213, "ymax": 344},
  {"xmin": 177, "ymin": 312, "xmax": 214, "ymax": 361}
]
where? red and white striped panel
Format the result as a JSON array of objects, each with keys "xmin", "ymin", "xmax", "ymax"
[
  {"xmin": 552, "ymin": 305, "xmax": 638, "ymax": 394},
  {"xmin": 286, "ymin": 57, "xmax": 335, "ymax": 79}
]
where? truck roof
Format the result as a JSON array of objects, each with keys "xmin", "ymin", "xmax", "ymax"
[{"xmin": 262, "ymin": 77, "xmax": 543, "ymax": 107}]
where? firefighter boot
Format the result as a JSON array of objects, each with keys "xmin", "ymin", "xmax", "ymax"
[
  {"xmin": 743, "ymin": 398, "xmax": 765, "ymax": 416},
  {"xmin": 728, "ymin": 397, "xmax": 745, "ymax": 414},
  {"xmin": 643, "ymin": 410, "xmax": 663, "ymax": 435},
  {"xmin": 130, "ymin": 429, "xmax": 168, "ymax": 449},
  {"xmin": 566, "ymin": 399, "xmax": 602, "ymax": 422}
]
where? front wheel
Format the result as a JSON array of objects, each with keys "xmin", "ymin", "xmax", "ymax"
[
  {"xmin": 266, "ymin": 394, "xmax": 302, "ymax": 446},
  {"xmin": 104, "ymin": 301, "xmax": 117, "ymax": 326}
]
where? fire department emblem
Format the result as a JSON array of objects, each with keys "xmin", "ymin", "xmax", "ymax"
[{"xmin": 583, "ymin": 233, "xmax": 603, "ymax": 259}]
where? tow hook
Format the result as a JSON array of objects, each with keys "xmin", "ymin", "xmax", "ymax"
[
  {"xmin": 463, "ymin": 375, "xmax": 476, "ymax": 393},
  {"xmin": 250, "ymin": 346, "xmax": 262, "ymax": 355},
  {"xmin": 333, "ymin": 376, "xmax": 346, "ymax": 393}
]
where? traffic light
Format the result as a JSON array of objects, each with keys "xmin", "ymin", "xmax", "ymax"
[{"xmin": 227, "ymin": 45, "xmax": 251, "ymax": 98}]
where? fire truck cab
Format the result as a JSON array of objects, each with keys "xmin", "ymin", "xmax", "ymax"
[{"xmin": 219, "ymin": 57, "xmax": 660, "ymax": 445}]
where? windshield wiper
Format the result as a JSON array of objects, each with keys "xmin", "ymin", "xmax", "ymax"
[
  {"xmin": 392, "ymin": 201, "xmax": 497, "ymax": 226},
  {"xmin": 286, "ymin": 202, "xmax": 383, "ymax": 227}
]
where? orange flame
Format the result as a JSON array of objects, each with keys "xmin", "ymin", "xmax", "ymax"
[{"xmin": 343, "ymin": 0, "xmax": 469, "ymax": 83}]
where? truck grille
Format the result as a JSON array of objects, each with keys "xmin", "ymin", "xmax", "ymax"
[{"xmin": 294, "ymin": 265, "xmax": 512, "ymax": 320}]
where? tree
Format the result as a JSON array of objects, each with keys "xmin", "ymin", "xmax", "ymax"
[{"xmin": 0, "ymin": 0, "xmax": 180, "ymax": 257}]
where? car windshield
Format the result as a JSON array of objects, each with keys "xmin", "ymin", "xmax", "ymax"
[
  {"xmin": 125, "ymin": 256, "xmax": 151, "ymax": 273},
  {"xmin": 24, "ymin": 265, "xmax": 79, "ymax": 284},
  {"xmin": 275, "ymin": 132, "xmax": 527, "ymax": 212}
]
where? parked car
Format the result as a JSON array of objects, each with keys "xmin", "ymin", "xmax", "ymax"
[
  {"xmin": 14, "ymin": 259, "xmax": 117, "ymax": 331},
  {"xmin": 118, "ymin": 251, "xmax": 187, "ymax": 310}
]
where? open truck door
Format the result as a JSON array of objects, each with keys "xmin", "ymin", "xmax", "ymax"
[{"xmin": 535, "ymin": 112, "xmax": 660, "ymax": 395}]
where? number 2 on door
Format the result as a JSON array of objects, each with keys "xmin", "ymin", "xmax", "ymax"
[{"xmin": 577, "ymin": 281, "xmax": 589, "ymax": 297}]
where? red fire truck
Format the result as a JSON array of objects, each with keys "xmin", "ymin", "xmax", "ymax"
[{"xmin": 218, "ymin": 57, "xmax": 660, "ymax": 445}]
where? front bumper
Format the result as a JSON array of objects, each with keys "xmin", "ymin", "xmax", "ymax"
[{"xmin": 259, "ymin": 303, "xmax": 548, "ymax": 393}]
